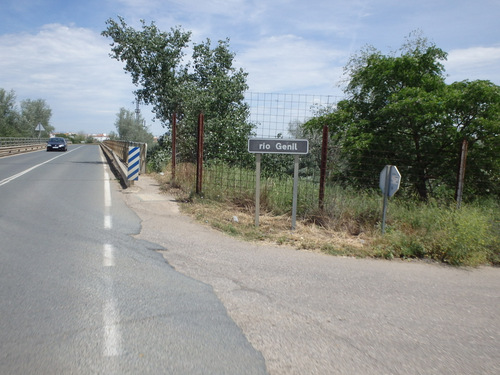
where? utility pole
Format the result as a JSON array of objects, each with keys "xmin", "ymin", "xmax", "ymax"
[{"xmin": 135, "ymin": 100, "xmax": 140, "ymax": 122}]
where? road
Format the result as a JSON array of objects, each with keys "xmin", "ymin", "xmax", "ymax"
[
  {"xmin": 123, "ymin": 175, "xmax": 500, "ymax": 375},
  {"xmin": 0, "ymin": 145, "xmax": 267, "ymax": 374}
]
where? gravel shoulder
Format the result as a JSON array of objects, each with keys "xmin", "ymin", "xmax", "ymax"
[{"xmin": 120, "ymin": 175, "xmax": 500, "ymax": 375}]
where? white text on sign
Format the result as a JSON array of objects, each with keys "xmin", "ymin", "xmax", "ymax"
[{"xmin": 248, "ymin": 138, "xmax": 309, "ymax": 155}]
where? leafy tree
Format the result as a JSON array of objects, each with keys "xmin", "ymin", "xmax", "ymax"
[
  {"xmin": 178, "ymin": 38, "xmax": 254, "ymax": 165},
  {"xmin": 102, "ymin": 18, "xmax": 254, "ymax": 167},
  {"xmin": 0, "ymin": 89, "xmax": 53, "ymax": 137},
  {"xmin": 114, "ymin": 107, "xmax": 154, "ymax": 145},
  {"xmin": 343, "ymin": 36, "xmax": 450, "ymax": 200},
  {"xmin": 102, "ymin": 17, "xmax": 191, "ymax": 125},
  {"xmin": 305, "ymin": 34, "xmax": 500, "ymax": 199},
  {"xmin": 20, "ymin": 99, "xmax": 54, "ymax": 137},
  {"xmin": 0, "ymin": 89, "xmax": 20, "ymax": 137},
  {"xmin": 445, "ymin": 80, "xmax": 500, "ymax": 196}
]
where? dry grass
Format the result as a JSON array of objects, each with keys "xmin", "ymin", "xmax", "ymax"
[
  {"xmin": 150, "ymin": 170, "xmax": 500, "ymax": 266},
  {"xmin": 152, "ymin": 172, "xmax": 372, "ymax": 258}
]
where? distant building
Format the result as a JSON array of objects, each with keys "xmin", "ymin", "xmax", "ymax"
[{"xmin": 92, "ymin": 134, "xmax": 110, "ymax": 142}]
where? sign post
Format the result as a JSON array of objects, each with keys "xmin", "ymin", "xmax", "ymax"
[
  {"xmin": 248, "ymin": 138, "xmax": 308, "ymax": 230},
  {"xmin": 35, "ymin": 123, "xmax": 45, "ymax": 139},
  {"xmin": 379, "ymin": 165, "xmax": 401, "ymax": 234},
  {"xmin": 255, "ymin": 153, "xmax": 261, "ymax": 227}
]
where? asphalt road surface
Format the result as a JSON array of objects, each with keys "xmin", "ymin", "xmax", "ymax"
[
  {"xmin": 122, "ymin": 174, "xmax": 500, "ymax": 375},
  {"xmin": 0, "ymin": 145, "xmax": 267, "ymax": 374}
]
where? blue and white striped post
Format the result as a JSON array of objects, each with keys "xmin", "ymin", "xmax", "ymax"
[{"xmin": 127, "ymin": 146, "xmax": 140, "ymax": 181}]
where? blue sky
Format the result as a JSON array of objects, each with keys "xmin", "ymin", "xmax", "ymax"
[{"xmin": 1, "ymin": 0, "xmax": 499, "ymax": 136}]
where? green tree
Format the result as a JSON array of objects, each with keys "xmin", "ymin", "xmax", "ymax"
[
  {"xmin": 0, "ymin": 89, "xmax": 53, "ymax": 137},
  {"xmin": 305, "ymin": 34, "xmax": 500, "ymax": 200},
  {"xmin": 445, "ymin": 80, "xmax": 500, "ymax": 196},
  {"xmin": 20, "ymin": 99, "xmax": 54, "ymax": 137},
  {"xmin": 344, "ymin": 36, "xmax": 449, "ymax": 200},
  {"xmin": 0, "ymin": 89, "xmax": 20, "ymax": 137},
  {"xmin": 114, "ymin": 108, "xmax": 154, "ymax": 145},
  {"xmin": 178, "ymin": 38, "xmax": 254, "ymax": 165},
  {"xmin": 102, "ymin": 18, "xmax": 254, "ymax": 167},
  {"xmin": 102, "ymin": 17, "xmax": 191, "ymax": 126}
]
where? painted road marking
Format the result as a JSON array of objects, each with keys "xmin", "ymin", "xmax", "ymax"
[
  {"xmin": 103, "ymin": 244, "xmax": 115, "ymax": 267},
  {"xmin": 103, "ymin": 283, "xmax": 122, "ymax": 357},
  {"xmin": 100, "ymin": 153, "xmax": 122, "ymax": 357},
  {"xmin": 103, "ymin": 161, "xmax": 112, "ymax": 230},
  {"xmin": 0, "ymin": 147, "xmax": 82, "ymax": 187}
]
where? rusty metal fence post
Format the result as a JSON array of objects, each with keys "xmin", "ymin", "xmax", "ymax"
[
  {"xmin": 196, "ymin": 113, "xmax": 204, "ymax": 195},
  {"xmin": 455, "ymin": 138, "xmax": 468, "ymax": 209},
  {"xmin": 172, "ymin": 112, "xmax": 177, "ymax": 180},
  {"xmin": 319, "ymin": 124, "xmax": 328, "ymax": 210}
]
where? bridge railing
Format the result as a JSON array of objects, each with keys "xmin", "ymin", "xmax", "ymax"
[
  {"xmin": 100, "ymin": 140, "xmax": 147, "ymax": 187},
  {"xmin": 0, "ymin": 138, "xmax": 48, "ymax": 157},
  {"xmin": 0, "ymin": 137, "xmax": 49, "ymax": 147}
]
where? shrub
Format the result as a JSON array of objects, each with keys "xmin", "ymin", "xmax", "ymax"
[
  {"xmin": 147, "ymin": 147, "xmax": 170, "ymax": 173},
  {"xmin": 375, "ymin": 202, "xmax": 498, "ymax": 266},
  {"xmin": 160, "ymin": 162, "xmax": 499, "ymax": 266}
]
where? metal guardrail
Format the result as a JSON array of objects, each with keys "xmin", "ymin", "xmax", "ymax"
[
  {"xmin": 0, "ymin": 137, "xmax": 49, "ymax": 146},
  {"xmin": 100, "ymin": 140, "xmax": 147, "ymax": 187},
  {"xmin": 0, "ymin": 138, "xmax": 48, "ymax": 157},
  {"xmin": 102, "ymin": 140, "xmax": 147, "ymax": 174}
]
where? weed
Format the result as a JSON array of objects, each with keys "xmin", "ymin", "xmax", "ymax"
[{"xmin": 151, "ymin": 164, "xmax": 499, "ymax": 267}]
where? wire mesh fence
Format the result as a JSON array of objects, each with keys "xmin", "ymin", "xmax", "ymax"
[
  {"xmin": 245, "ymin": 92, "xmax": 340, "ymax": 138},
  {"xmin": 191, "ymin": 92, "xmax": 345, "ymax": 217},
  {"xmin": 171, "ymin": 91, "xmax": 491, "ymax": 219}
]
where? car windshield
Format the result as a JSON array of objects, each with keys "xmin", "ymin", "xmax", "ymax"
[{"xmin": 50, "ymin": 138, "xmax": 64, "ymax": 142}]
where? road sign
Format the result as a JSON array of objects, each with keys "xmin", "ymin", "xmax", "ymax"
[
  {"xmin": 379, "ymin": 165, "xmax": 401, "ymax": 197},
  {"xmin": 379, "ymin": 165, "xmax": 401, "ymax": 234},
  {"xmin": 248, "ymin": 138, "xmax": 309, "ymax": 155},
  {"xmin": 249, "ymin": 138, "xmax": 309, "ymax": 231},
  {"xmin": 35, "ymin": 123, "xmax": 45, "ymax": 131}
]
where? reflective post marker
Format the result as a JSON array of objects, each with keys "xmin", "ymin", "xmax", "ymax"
[{"xmin": 127, "ymin": 146, "xmax": 140, "ymax": 181}]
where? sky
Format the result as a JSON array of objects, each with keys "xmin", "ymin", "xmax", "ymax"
[{"xmin": 1, "ymin": 0, "xmax": 499, "ymax": 136}]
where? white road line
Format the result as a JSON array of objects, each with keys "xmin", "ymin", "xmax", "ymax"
[
  {"xmin": 103, "ymin": 295, "xmax": 122, "ymax": 357},
  {"xmin": 104, "ymin": 170, "xmax": 111, "ymax": 207},
  {"xmin": 103, "ymin": 244, "xmax": 115, "ymax": 267},
  {"xmin": 104, "ymin": 215, "xmax": 112, "ymax": 230},
  {"xmin": 0, "ymin": 147, "xmax": 82, "ymax": 187},
  {"xmin": 103, "ymin": 161, "xmax": 112, "ymax": 229},
  {"xmin": 100, "ymin": 152, "xmax": 121, "ymax": 357}
]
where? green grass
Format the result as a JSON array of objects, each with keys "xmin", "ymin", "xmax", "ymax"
[
  {"xmin": 161, "ymin": 162, "xmax": 500, "ymax": 267},
  {"xmin": 373, "ymin": 199, "xmax": 500, "ymax": 266}
]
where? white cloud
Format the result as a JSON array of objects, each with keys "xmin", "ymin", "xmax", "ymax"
[
  {"xmin": 0, "ymin": 24, "xmax": 145, "ymax": 134},
  {"xmin": 445, "ymin": 46, "xmax": 500, "ymax": 84},
  {"xmin": 2, "ymin": 1, "xmax": 498, "ymax": 137},
  {"xmin": 238, "ymin": 34, "xmax": 346, "ymax": 95}
]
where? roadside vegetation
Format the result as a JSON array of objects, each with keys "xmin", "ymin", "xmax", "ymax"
[
  {"xmin": 103, "ymin": 21, "xmax": 499, "ymax": 268},
  {"xmin": 0, "ymin": 88, "xmax": 54, "ymax": 137},
  {"xmin": 150, "ymin": 164, "xmax": 499, "ymax": 268}
]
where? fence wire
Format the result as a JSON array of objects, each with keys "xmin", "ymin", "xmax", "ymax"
[
  {"xmin": 197, "ymin": 93, "xmax": 344, "ymax": 217},
  {"xmin": 175, "ymin": 92, "xmax": 489, "ymax": 218},
  {"xmin": 245, "ymin": 92, "xmax": 340, "ymax": 138}
]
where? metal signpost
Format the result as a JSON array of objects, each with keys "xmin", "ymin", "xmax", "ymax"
[
  {"xmin": 248, "ymin": 138, "xmax": 309, "ymax": 230},
  {"xmin": 379, "ymin": 165, "xmax": 401, "ymax": 234},
  {"xmin": 35, "ymin": 123, "xmax": 45, "ymax": 139}
]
